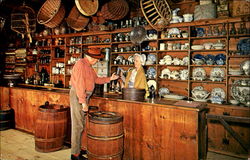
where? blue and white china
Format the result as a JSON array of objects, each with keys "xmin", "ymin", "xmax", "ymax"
[
  {"xmin": 237, "ymin": 38, "xmax": 250, "ymax": 55},
  {"xmin": 168, "ymin": 28, "xmax": 181, "ymax": 38},
  {"xmin": 215, "ymin": 54, "xmax": 226, "ymax": 65},
  {"xmin": 192, "ymin": 68, "xmax": 206, "ymax": 81},
  {"xmin": 170, "ymin": 8, "xmax": 183, "ymax": 24},
  {"xmin": 182, "ymin": 57, "xmax": 189, "ymax": 66},
  {"xmin": 240, "ymin": 60, "xmax": 250, "ymax": 75},
  {"xmin": 146, "ymin": 67, "xmax": 156, "ymax": 79},
  {"xmin": 158, "ymin": 87, "xmax": 170, "ymax": 97},
  {"xmin": 173, "ymin": 57, "xmax": 181, "ymax": 65},
  {"xmin": 193, "ymin": 54, "xmax": 205, "ymax": 65},
  {"xmin": 147, "ymin": 54, "xmax": 157, "ymax": 63},
  {"xmin": 210, "ymin": 68, "xmax": 225, "ymax": 81},
  {"xmin": 169, "ymin": 70, "xmax": 180, "ymax": 80},
  {"xmin": 180, "ymin": 69, "xmax": 189, "ymax": 80},
  {"xmin": 147, "ymin": 29, "xmax": 158, "ymax": 40},
  {"xmin": 231, "ymin": 79, "xmax": 250, "ymax": 107},
  {"xmin": 211, "ymin": 88, "xmax": 225, "ymax": 104},
  {"xmin": 205, "ymin": 54, "xmax": 215, "ymax": 65},
  {"xmin": 192, "ymin": 86, "xmax": 210, "ymax": 102},
  {"xmin": 196, "ymin": 28, "xmax": 205, "ymax": 37}
]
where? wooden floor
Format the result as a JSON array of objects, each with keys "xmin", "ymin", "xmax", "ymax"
[{"xmin": 0, "ymin": 129, "xmax": 247, "ymax": 160}]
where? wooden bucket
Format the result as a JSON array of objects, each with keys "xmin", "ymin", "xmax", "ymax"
[
  {"xmin": 0, "ymin": 108, "xmax": 13, "ymax": 131},
  {"xmin": 87, "ymin": 111, "xmax": 124, "ymax": 160},
  {"xmin": 35, "ymin": 103, "xmax": 68, "ymax": 152},
  {"xmin": 122, "ymin": 88, "xmax": 145, "ymax": 101}
]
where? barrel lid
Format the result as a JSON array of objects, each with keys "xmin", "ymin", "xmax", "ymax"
[{"xmin": 89, "ymin": 111, "xmax": 123, "ymax": 123}]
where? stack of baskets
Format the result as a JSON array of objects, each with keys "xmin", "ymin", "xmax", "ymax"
[
  {"xmin": 37, "ymin": 0, "xmax": 65, "ymax": 28},
  {"xmin": 66, "ymin": 5, "xmax": 90, "ymax": 31},
  {"xmin": 100, "ymin": 0, "xmax": 129, "ymax": 20}
]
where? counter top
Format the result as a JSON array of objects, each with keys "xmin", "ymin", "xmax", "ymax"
[{"xmin": 4, "ymin": 84, "xmax": 206, "ymax": 111}]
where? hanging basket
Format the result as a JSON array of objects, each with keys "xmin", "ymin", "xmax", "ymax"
[
  {"xmin": 37, "ymin": 0, "xmax": 65, "ymax": 28},
  {"xmin": 100, "ymin": 0, "xmax": 129, "ymax": 20},
  {"xmin": 11, "ymin": 5, "xmax": 36, "ymax": 35},
  {"xmin": 66, "ymin": 5, "xmax": 89, "ymax": 31},
  {"xmin": 75, "ymin": 0, "xmax": 99, "ymax": 16}
]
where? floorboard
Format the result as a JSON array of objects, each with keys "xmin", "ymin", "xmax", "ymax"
[{"xmin": 0, "ymin": 129, "xmax": 247, "ymax": 160}]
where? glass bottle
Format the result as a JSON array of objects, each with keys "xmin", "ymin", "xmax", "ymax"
[
  {"xmin": 220, "ymin": 23, "xmax": 227, "ymax": 35},
  {"xmin": 230, "ymin": 23, "xmax": 236, "ymax": 35},
  {"xmin": 213, "ymin": 25, "xmax": 219, "ymax": 36}
]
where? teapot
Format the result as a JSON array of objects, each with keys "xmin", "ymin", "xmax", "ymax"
[
  {"xmin": 192, "ymin": 58, "xmax": 205, "ymax": 65},
  {"xmin": 192, "ymin": 89, "xmax": 210, "ymax": 100},
  {"xmin": 170, "ymin": 8, "xmax": 183, "ymax": 23}
]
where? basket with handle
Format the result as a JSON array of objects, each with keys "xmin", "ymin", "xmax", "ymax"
[{"xmin": 37, "ymin": 0, "xmax": 65, "ymax": 28}]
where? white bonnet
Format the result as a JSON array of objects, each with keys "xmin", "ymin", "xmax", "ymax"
[{"xmin": 134, "ymin": 53, "xmax": 146, "ymax": 65}]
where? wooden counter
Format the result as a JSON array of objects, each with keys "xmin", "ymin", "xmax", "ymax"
[{"xmin": 0, "ymin": 86, "xmax": 249, "ymax": 159}]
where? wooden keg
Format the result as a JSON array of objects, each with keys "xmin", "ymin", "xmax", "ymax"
[
  {"xmin": 34, "ymin": 103, "xmax": 68, "ymax": 152},
  {"xmin": 81, "ymin": 106, "xmax": 99, "ymax": 150},
  {"xmin": 87, "ymin": 111, "xmax": 124, "ymax": 160},
  {"xmin": 122, "ymin": 88, "xmax": 145, "ymax": 101},
  {"xmin": 0, "ymin": 108, "xmax": 13, "ymax": 131}
]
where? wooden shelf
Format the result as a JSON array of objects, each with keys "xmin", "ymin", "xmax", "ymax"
[
  {"xmin": 228, "ymin": 55, "xmax": 250, "ymax": 58},
  {"xmin": 190, "ymin": 49, "xmax": 226, "ymax": 52},
  {"xmin": 227, "ymin": 75, "xmax": 249, "ymax": 77},
  {"xmin": 158, "ymin": 50, "xmax": 188, "ymax": 52},
  {"xmin": 159, "ymin": 38, "xmax": 188, "ymax": 41},
  {"xmin": 229, "ymin": 34, "xmax": 250, "ymax": 38},
  {"xmin": 190, "ymin": 80, "xmax": 226, "ymax": 84},
  {"xmin": 190, "ymin": 35, "xmax": 226, "ymax": 39},
  {"xmin": 82, "ymin": 42, "xmax": 111, "ymax": 46},
  {"xmin": 158, "ymin": 79, "xmax": 188, "ymax": 82},
  {"xmin": 190, "ymin": 65, "xmax": 226, "ymax": 67}
]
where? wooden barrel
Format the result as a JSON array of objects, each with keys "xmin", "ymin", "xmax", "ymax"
[
  {"xmin": 87, "ymin": 111, "xmax": 124, "ymax": 160},
  {"xmin": 81, "ymin": 106, "xmax": 99, "ymax": 150},
  {"xmin": 35, "ymin": 103, "xmax": 68, "ymax": 152},
  {"xmin": 0, "ymin": 108, "xmax": 13, "ymax": 131},
  {"xmin": 122, "ymin": 88, "xmax": 145, "ymax": 101}
]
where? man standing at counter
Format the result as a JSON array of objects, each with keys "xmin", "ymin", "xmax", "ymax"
[{"xmin": 69, "ymin": 48, "xmax": 119, "ymax": 160}]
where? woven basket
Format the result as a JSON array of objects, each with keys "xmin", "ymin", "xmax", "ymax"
[
  {"xmin": 66, "ymin": 5, "xmax": 89, "ymax": 31},
  {"xmin": 101, "ymin": 0, "xmax": 129, "ymax": 20},
  {"xmin": 37, "ymin": 0, "xmax": 65, "ymax": 28}
]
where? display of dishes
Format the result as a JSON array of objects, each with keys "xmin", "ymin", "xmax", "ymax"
[
  {"xmin": 240, "ymin": 60, "xmax": 250, "ymax": 75},
  {"xmin": 192, "ymin": 68, "xmax": 206, "ymax": 81},
  {"xmin": 231, "ymin": 79, "xmax": 250, "ymax": 107},
  {"xmin": 158, "ymin": 87, "xmax": 170, "ymax": 97},
  {"xmin": 146, "ymin": 67, "xmax": 156, "ymax": 79},
  {"xmin": 210, "ymin": 68, "xmax": 225, "ymax": 81},
  {"xmin": 163, "ymin": 94, "xmax": 186, "ymax": 100}
]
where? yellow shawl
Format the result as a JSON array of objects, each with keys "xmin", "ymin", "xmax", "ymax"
[{"xmin": 124, "ymin": 66, "xmax": 149, "ymax": 98}]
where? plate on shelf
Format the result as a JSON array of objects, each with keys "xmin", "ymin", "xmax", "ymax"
[
  {"xmin": 182, "ymin": 56, "xmax": 189, "ymax": 65},
  {"xmin": 192, "ymin": 98, "xmax": 208, "ymax": 102},
  {"xmin": 240, "ymin": 60, "xmax": 250, "ymax": 75},
  {"xmin": 211, "ymin": 88, "xmax": 226, "ymax": 99},
  {"xmin": 146, "ymin": 67, "xmax": 156, "ymax": 79},
  {"xmin": 192, "ymin": 68, "xmax": 206, "ymax": 80},
  {"xmin": 210, "ymin": 68, "xmax": 225, "ymax": 81},
  {"xmin": 158, "ymin": 87, "xmax": 170, "ymax": 96},
  {"xmin": 147, "ymin": 54, "xmax": 157, "ymax": 63},
  {"xmin": 163, "ymin": 94, "xmax": 186, "ymax": 100},
  {"xmin": 147, "ymin": 80, "xmax": 157, "ymax": 89}
]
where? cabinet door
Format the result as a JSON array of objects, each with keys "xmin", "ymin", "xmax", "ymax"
[{"xmin": 207, "ymin": 104, "xmax": 250, "ymax": 157}]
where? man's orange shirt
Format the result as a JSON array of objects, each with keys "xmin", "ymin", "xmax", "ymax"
[{"xmin": 70, "ymin": 58, "xmax": 110, "ymax": 104}]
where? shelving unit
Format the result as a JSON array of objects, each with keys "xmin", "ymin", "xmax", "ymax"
[{"xmin": 26, "ymin": 17, "xmax": 249, "ymax": 104}]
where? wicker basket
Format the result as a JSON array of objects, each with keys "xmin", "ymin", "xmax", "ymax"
[
  {"xmin": 101, "ymin": 0, "xmax": 129, "ymax": 20},
  {"xmin": 66, "ymin": 5, "xmax": 89, "ymax": 31},
  {"xmin": 37, "ymin": 0, "xmax": 65, "ymax": 28}
]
